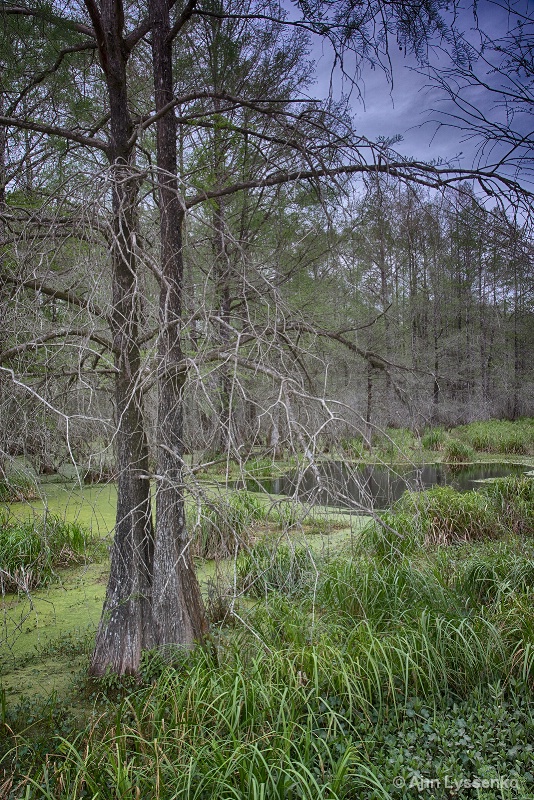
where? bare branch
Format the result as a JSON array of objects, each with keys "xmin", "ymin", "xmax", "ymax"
[
  {"xmin": 0, "ymin": 115, "xmax": 109, "ymax": 152},
  {"xmin": 0, "ymin": 328, "xmax": 116, "ymax": 364}
]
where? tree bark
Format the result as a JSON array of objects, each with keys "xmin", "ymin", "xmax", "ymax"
[
  {"xmin": 149, "ymin": 0, "xmax": 208, "ymax": 647},
  {"xmin": 89, "ymin": 0, "xmax": 154, "ymax": 676}
]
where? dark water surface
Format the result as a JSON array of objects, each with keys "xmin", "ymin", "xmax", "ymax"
[{"xmin": 249, "ymin": 462, "xmax": 530, "ymax": 511}]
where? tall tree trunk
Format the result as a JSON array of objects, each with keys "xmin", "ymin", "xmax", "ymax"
[
  {"xmin": 90, "ymin": 0, "xmax": 154, "ymax": 676},
  {"xmin": 0, "ymin": 94, "xmax": 7, "ymax": 481},
  {"xmin": 213, "ymin": 194, "xmax": 233, "ymax": 453},
  {"xmin": 149, "ymin": 0, "xmax": 208, "ymax": 647}
]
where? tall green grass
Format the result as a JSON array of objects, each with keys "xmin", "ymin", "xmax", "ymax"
[
  {"xmin": 237, "ymin": 540, "xmax": 318, "ymax": 597},
  {"xmin": 442, "ymin": 438, "xmax": 475, "ymax": 464},
  {"xmin": 363, "ymin": 477, "xmax": 533, "ymax": 556},
  {"xmin": 0, "ymin": 514, "xmax": 105, "ymax": 592},
  {"xmin": 421, "ymin": 426, "xmax": 447, "ymax": 451},
  {"xmin": 456, "ymin": 418, "xmax": 534, "ymax": 455},
  {"xmin": 188, "ymin": 489, "xmax": 267, "ymax": 559},
  {"xmin": 375, "ymin": 427, "xmax": 418, "ymax": 461},
  {"xmin": 3, "ymin": 478, "xmax": 534, "ymax": 799},
  {"xmin": 7, "ymin": 538, "xmax": 534, "ymax": 798}
]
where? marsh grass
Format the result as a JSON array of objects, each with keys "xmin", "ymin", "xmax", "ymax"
[
  {"xmin": 456, "ymin": 419, "xmax": 534, "ymax": 455},
  {"xmin": 0, "ymin": 472, "xmax": 38, "ymax": 503},
  {"xmin": 442, "ymin": 438, "xmax": 475, "ymax": 464},
  {"xmin": 363, "ymin": 477, "xmax": 533, "ymax": 556},
  {"xmin": 0, "ymin": 514, "xmax": 105, "ymax": 592},
  {"xmin": 421, "ymin": 426, "xmax": 447, "ymax": 451},
  {"xmin": 375, "ymin": 427, "xmax": 418, "ymax": 461},
  {"xmin": 236, "ymin": 540, "xmax": 319, "ymax": 597},
  {"xmin": 188, "ymin": 489, "xmax": 267, "ymax": 559},
  {"xmin": 482, "ymin": 475, "xmax": 534, "ymax": 535},
  {"xmin": 7, "ymin": 540, "xmax": 534, "ymax": 799},
  {"xmin": 4, "ymin": 479, "xmax": 534, "ymax": 799}
]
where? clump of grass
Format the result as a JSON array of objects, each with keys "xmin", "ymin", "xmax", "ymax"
[
  {"xmin": 237, "ymin": 540, "xmax": 318, "ymax": 597},
  {"xmin": 0, "ymin": 514, "xmax": 105, "ymax": 592},
  {"xmin": 363, "ymin": 478, "xmax": 533, "ymax": 556},
  {"xmin": 0, "ymin": 472, "xmax": 38, "ymax": 502},
  {"xmin": 443, "ymin": 438, "xmax": 475, "ymax": 464},
  {"xmin": 188, "ymin": 490, "xmax": 267, "ymax": 559},
  {"xmin": 421, "ymin": 426, "xmax": 447, "ymax": 451},
  {"xmin": 363, "ymin": 487, "xmax": 496, "ymax": 555},
  {"xmin": 396, "ymin": 486, "xmax": 498, "ymax": 545},
  {"xmin": 457, "ymin": 419, "xmax": 533, "ymax": 455},
  {"xmin": 375, "ymin": 427, "xmax": 417, "ymax": 460},
  {"xmin": 454, "ymin": 539, "xmax": 534, "ymax": 607},
  {"xmin": 481, "ymin": 476, "xmax": 534, "ymax": 535},
  {"xmin": 361, "ymin": 510, "xmax": 425, "ymax": 558}
]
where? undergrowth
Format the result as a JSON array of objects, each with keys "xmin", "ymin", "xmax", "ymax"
[
  {"xmin": 0, "ymin": 472, "xmax": 38, "ymax": 503},
  {"xmin": 0, "ymin": 514, "xmax": 105, "ymax": 592},
  {"xmin": 363, "ymin": 476, "xmax": 534, "ymax": 555},
  {"xmin": 188, "ymin": 489, "xmax": 267, "ymax": 559},
  {"xmin": 456, "ymin": 419, "xmax": 534, "ymax": 455},
  {"xmin": 2, "ymin": 478, "xmax": 534, "ymax": 798}
]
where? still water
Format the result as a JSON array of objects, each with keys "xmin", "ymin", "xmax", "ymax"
[{"xmin": 249, "ymin": 462, "xmax": 530, "ymax": 512}]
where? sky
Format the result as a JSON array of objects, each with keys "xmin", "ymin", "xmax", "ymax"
[{"xmin": 308, "ymin": 0, "xmax": 531, "ymax": 179}]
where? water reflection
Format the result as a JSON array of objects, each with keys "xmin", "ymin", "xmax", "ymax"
[{"xmin": 249, "ymin": 462, "xmax": 529, "ymax": 512}]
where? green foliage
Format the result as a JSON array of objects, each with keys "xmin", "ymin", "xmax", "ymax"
[
  {"xmin": 0, "ymin": 472, "xmax": 38, "ymax": 503},
  {"xmin": 396, "ymin": 486, "xmax": 498, "ymax": 544},
  {"xmin": 5, "ymin": 527, "xmax": 534, "ymax": 798},
  {"xmin": 0, "ymin": 514, "xmax": 105, "ymax": 592},
  {"xmin": 363, "ymin": 478, "xmax": 533, "ymax": 555},
  {"xmin": 237, "ymin": 541, "xmax": 318, "ymax": 597},
  {"xmin": 456, "ymin": 419, "xmax": 534, "ymax": 455},
  {"xmin": 443, "ymin": 438, "xmax": 475, "ymax": 463},
  {"xmin": 188, "ymin": 490, "xmax": 267, "ymax": 559},
  {"xmin": 375, "ymin": 428, "xmax": 418, "ymax": 460},
  {"xmin": 421, "ymin": 426, "xmax": 447, "ymax": 451},
  {"xmin": 480, "ymin": 476, "xmax": 534, "ymax": 535},
  {"xmin": 361, "ymin": 511, "xmax": 425, "ymax": 558}
]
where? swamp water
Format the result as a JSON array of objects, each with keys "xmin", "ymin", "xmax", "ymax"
[
  {"xmin": 248, "ymin": 462, "xmax": 530, "ymax": 511},
  {"xmin": 1, "ymin": 462, "xmax": 529, "ymax": 698}
]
